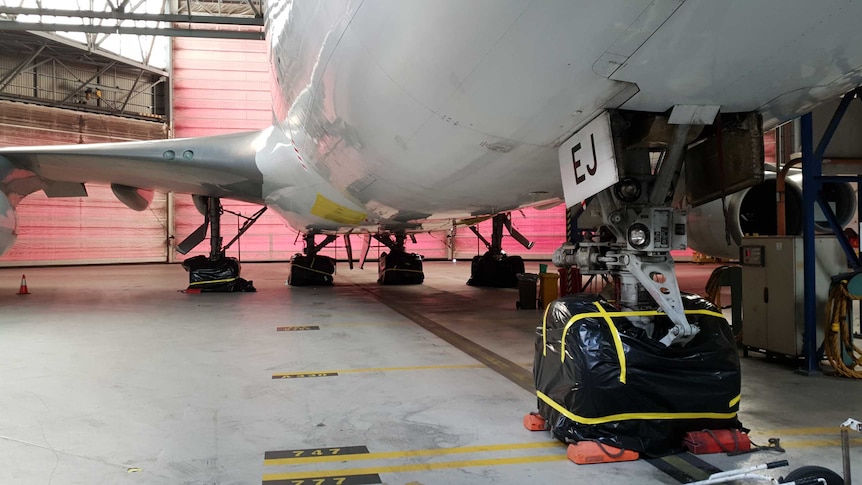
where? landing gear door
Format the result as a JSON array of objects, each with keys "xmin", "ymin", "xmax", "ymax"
[
  {"xmin": 684, "ymin": 112, "xmax": 764, "ymax": 207},
  {"xmin": 558, "ymin": 111, "xmax": 621, "ymax": 209}
]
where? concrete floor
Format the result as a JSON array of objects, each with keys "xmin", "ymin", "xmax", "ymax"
[{"xmin": 0, "ymin": 261, "xmax": 860, "ymax": 484}]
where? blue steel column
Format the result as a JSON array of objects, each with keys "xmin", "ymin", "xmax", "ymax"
[{"xmin": 800, "ymin": 113, "xmax": 818, "ymax": 374}]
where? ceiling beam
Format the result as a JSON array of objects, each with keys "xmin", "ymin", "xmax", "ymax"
[
  {"xmin": 0, "ymin": 20, "xmax": 265, "ymax": 40},
  {"xmin": 0, "ymin": 7, "xmax": 264, "ymax": 24},
  {"xmin": 29, "ymin": 31, "xmax": 169, "ymax": 76},
  {"xmin": 0, "ymin": 44, "xmax": 46, "ymax": 91}
]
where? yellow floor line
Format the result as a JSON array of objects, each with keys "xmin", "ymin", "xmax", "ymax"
[
  {"xmin": 265, "ymin": 441, "xmax": 561, "ymax": 466},
  {"xmin": 320, "ymin": 322, "xmax": 400, "ymax": 327},
  {"xmin": 262, "ymin": 454, "xmax": 567, "ymax": 481},
  {"xmin": 756, "ymin": 427, "xmax": 840, "ymax": 436},
  {"xmin": 781, "ymin": 437, "xmax": 862, "ymax": 449},
  {"xmin": 272, "ymin": 363, "xmax": 487, "ymax": 378}
]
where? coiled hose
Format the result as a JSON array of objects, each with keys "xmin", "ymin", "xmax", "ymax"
[
  {"xmin": 704, "ymin": 266, "xmax": 734, "ymax": 309},
  {"xmin": 704, "ymin": 265, "xmax": 741, "ymax": 342},
  {"xmin": 824, "ymin": 280, "xmax": 862, "ymax": 378}
]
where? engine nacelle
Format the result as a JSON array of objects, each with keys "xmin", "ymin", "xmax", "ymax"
[
  {"xmin": 0, "ymin": 190, "xmax": 18, "ymax": 257},
  {"xmin": 688, "ymin": 175, "xmax": 856, "ymax": 259}
]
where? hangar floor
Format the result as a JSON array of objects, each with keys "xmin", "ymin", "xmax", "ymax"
[{"xmin": 0, "ymin": 261, "xmax": 860, "ymax": 484}]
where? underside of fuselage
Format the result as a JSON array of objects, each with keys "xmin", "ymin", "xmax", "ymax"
[{"xmin": 264, "ymin": 0, "xmax": 862, "ymax": 234}]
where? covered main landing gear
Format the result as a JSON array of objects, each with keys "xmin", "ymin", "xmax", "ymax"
[
  {"xmin": 176, "ymin": 196, "xmax": 264, "ymax": 292},
  {"xmin": 373, "ymin": 233, "xmax": 424, "ymax": 285},
  {"xmin": 288, "ymin": 233, "xmax": 337, "ymax": 286},
  {"xmin": 467, "ymin": 213, "xmax": 533, "ymax": 288}
]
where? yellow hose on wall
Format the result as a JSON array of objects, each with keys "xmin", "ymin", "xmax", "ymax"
[{"xmin": 824, "ymin": 281, "xmax": 862, "ymax": 378}]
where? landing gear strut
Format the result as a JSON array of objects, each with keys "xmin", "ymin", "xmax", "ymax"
[
  {"xmin": 288, "ymin": 233, "xmax": 337, "ymax": 286},
  {"xmin": 466, "ymin": 213, "xmax": 532, "ymax": 288},
  {"xmin": 176, "ymin": 196, "xmax": 264, "ymax": 292},
  {"xmin": 374, "ymin": 233, "xmax": 424, "ymax": 285}
]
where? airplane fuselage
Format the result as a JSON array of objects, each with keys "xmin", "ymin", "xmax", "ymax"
[{"xmin": 257, "ymin": 0, "xmax": 862, "ymax": 234}]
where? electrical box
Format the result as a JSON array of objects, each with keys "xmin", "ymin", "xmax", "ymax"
[{"xmin": 740, "ymin": 236, "xmax": 848, "ymax": 357}]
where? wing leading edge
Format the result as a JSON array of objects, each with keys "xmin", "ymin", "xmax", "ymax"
[{"xmin": 0, "ymin": 129, "xmax": 267, "ymax": 206}]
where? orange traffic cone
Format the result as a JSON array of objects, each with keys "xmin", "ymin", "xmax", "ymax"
[{"xmin": 17, "ymin": 274, "xmax": 29, "ymax": 295}]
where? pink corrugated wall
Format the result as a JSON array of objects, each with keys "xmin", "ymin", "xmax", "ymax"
[
  {"xmin": 0, "ymin": 102, "xmax": 169, "ymax": 266},
  {"xmin": 172, "ymin": 36, "xmax": 301, "ymax": 262}
]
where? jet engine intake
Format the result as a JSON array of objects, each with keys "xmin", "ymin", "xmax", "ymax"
[{"xmin": 687, "ymin": 175, "xmax": 856, "ymax": 260}]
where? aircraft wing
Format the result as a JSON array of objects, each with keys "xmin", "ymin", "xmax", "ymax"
[{"xmin": 0, "ymin": 130, "xmax": 265, "ymax": 206}]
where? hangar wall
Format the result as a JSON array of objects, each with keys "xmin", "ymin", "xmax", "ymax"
[
  {"xmin": 0, "ymin": 101, "xmax": 168, "ymax": 266},
  {"xmin": 170, "ymin": 35, "xmax": 290, "ymax": 263}
]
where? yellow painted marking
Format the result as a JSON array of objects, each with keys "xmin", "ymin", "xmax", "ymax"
[
  {"xmin": 780, "ymin": 438, "xmax": 862, "ymax": 449},
  {"xmin": 323, "ymin": 322, "xmax": 398, "ymax": 327},
  {"xmin": 728, "ymin": 395, "xmax": 741, "ymax": 408},
  {"xmin": 265, "ymin": 441, "xmax": 561, "ymax": 466},
  {"xmin": 273, "ymin": 363, "xmax": 486, "ymax": 378},
  {"xmin": 594, "ymin": 302, "xmax": 626, "ymax": 384},
  {"xmin": 756, "ymin": 427, "xmax": 841, "ymax": 436},
  {"xmin": 537, "ymin": 391, "xmax": 737, "ymax": 425},
  {"xmin": 263, "ymin": 455, "xmax": 567, "ymax": 481},
  {"xmin": 310, "ymin": 194, "xmax": 367, "ymax": 225}
]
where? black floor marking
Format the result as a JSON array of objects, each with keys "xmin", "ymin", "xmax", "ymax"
[
  {"xmin": 277, "ymin": 325, "xmax": 320, "ymax": 332},
  {"xmin": 264, "ymin": 445, "xmax": 369, "ymax": 461},
  {"xmin": 645, "ymin": 453, "xmax": 723, "ymax": 483},
  {"xmin": 263, "ymin": 474, "xmax": 381, "ymax": 485},
  {"xmin": 272, "ymin": 372, "xmax": 338, "ymax": 380}
]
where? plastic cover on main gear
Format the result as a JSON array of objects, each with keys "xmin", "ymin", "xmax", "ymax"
[
  {"xmin": 534, "ymin": 293, "xmax": 741, "ymax": 456},
  {"xmin": 182, "ymin": 255, "xmax": 256, "ymax": 292}
]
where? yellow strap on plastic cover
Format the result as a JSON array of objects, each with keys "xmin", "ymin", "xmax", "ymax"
[
  {"xmin": 541, "ymin": 303, "xmax": 553, "ymax": 356},
  {"xmin": 380, "ymin": 268, "xmax": 424, "ymax": 274},
  {"xmin": 594, "ymin": 302, "xmax": 626, "ymax": 384},
  {"xmin": 189, "ymin": 277, "xmax": 237, "ymax": 286},
  {"xmin": 557, "ymin": 307, "xmax": 726, "ymax": 363},
  {"xmin": 536, "ymin": 391, "xmax": 738, "ymax": 425},
  {"xmin": 293, "ymin": 258, "xmax": 335, "ymax": 276},
  {"xmin": 559, "ymin": 311, "xmax": 606, "ymax": 361},
  {"xmin": 729, "ymin": 394, "xmax": 741, "ymax": 408}
]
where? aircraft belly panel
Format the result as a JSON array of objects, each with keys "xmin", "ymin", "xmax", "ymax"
[
  {"xmin": 273, "ymin": 0, "xmax": 862, "ymax": 230},
  {"xmin": 433, "ymin": 0, "xmax": 649, "ymax": 147},
  {"xmin": 289, "ymin": 1, "xmax": 651, "ymax": 221},
  {"xmin": 348, "ymin": 0, "xmax": 530, "ymax": 113},
  {"xmin": 613, "ymin": 1, "xmax": 862, "ymax": 127}
]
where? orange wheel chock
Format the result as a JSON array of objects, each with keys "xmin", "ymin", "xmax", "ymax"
[
  {"xmin": 523, "ymin": 412, "xmax": 548, "ymax": 431},
  {"xmin": 567, "ymin": 442, "xmax": 639, "ymax": 465}
]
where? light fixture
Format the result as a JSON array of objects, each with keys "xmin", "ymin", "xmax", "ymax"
[
  {"xmin": 627, "ymin": 223, "xmax": 650, "ymax": 249},
  {"xmin": 614, "ymin": 177, "xmax": 641, "ymax": 203}
]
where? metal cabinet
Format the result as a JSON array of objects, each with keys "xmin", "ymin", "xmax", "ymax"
[{"xmin": 740, "ymin": 236, "xmax": 847, "ymax": 357}]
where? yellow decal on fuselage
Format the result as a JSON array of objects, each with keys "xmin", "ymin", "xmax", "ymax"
[{"xmin": 310, "ymin": 193, "xmax": 366, "ymax": 225}]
